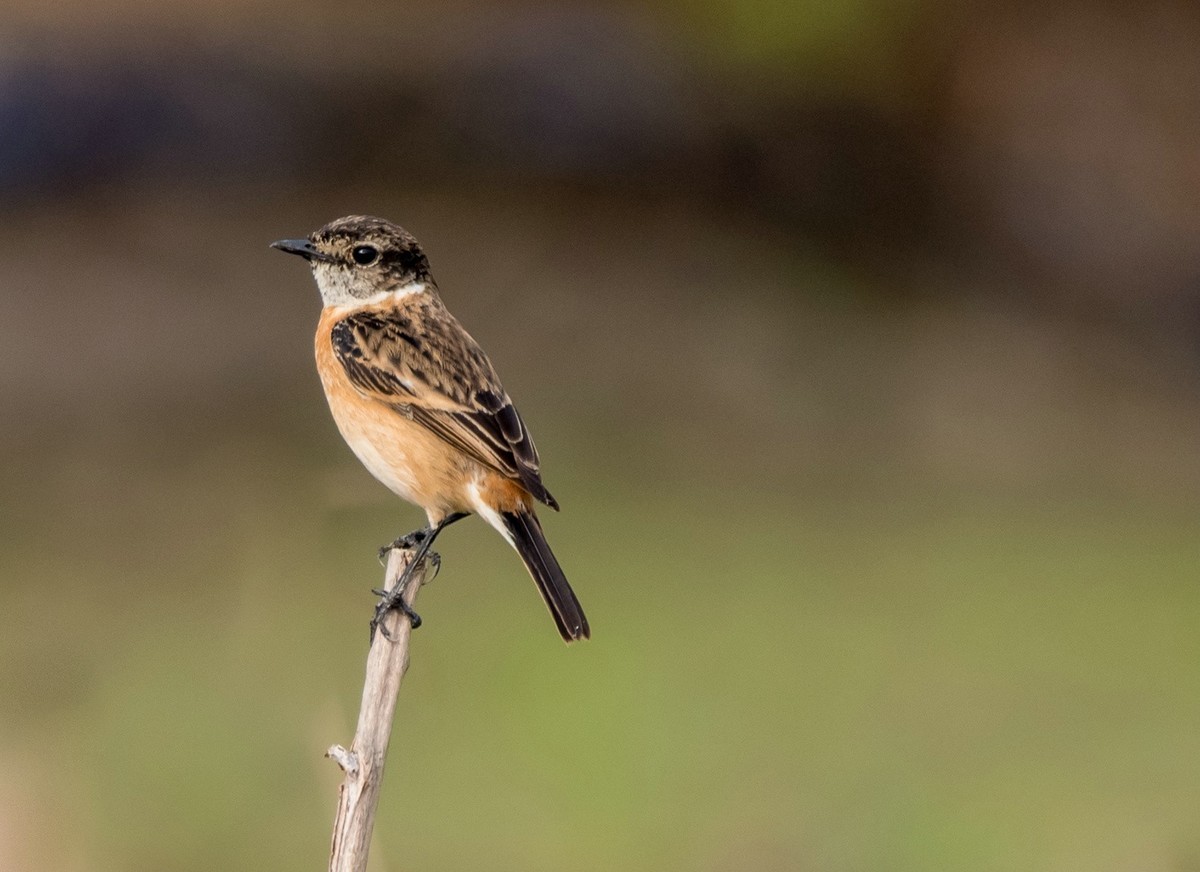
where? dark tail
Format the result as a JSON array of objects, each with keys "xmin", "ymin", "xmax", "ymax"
[{"xmin": 500, "ymin": 510, "xmax": 590, "ymax": 642}]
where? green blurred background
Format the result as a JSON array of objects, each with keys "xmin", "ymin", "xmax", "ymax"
[{"xmin": 3, "ymin": 1, "xmax": 1200, "ymax": 870}]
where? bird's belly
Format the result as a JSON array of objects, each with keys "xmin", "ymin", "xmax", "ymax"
[
  {"xmin": 339, "ymin": 419, "xmax": 423, "ymax": 505},
  {"xmin": 318, "ymin": 372, "xmax": 471, "ymax": 516}
]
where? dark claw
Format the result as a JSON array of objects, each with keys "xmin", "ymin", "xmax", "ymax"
[
  {"xmin": 378, "ymin": 528, "xmax": 429, "ymax": 563},
  {"xmin": 369, "ymin": 592, "xmax": 422, "ymax": 643}
]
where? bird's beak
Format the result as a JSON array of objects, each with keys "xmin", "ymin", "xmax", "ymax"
[{"xmin": 270, "ymin": 238, "xmax": 333, "ymax": 263}]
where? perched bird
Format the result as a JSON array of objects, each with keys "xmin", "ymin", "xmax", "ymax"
[{"xmin": 271, "ymin": 216, "xmax": 589, "ymax": 642}]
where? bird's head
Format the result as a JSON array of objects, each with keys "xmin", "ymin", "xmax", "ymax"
[{"xmin": 272, "ymin": 215, "xmax": 433, "ymax": 308}]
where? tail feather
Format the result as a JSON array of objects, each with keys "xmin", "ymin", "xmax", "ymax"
[{"xmin": 500, "ymin": 510, "xmax": 589, "ymax": 642}]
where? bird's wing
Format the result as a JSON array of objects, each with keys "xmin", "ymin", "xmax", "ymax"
[{"xmin": 330, "ymin": 306, "xmax": 558, "ymax": 509}]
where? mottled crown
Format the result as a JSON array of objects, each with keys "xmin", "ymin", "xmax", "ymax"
[{"xmin": 312, "ymin": 215, "xmax": 432, "ymax": 285}]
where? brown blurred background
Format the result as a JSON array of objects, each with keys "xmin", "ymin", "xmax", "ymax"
[{"xmin": 2, "ymin": 2, "xmax": 1199, "ymax": 871}]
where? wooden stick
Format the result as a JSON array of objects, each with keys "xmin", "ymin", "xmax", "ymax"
[{"xmin": 327, "ymin": 546, "xmax": 432, "ymax": 872}]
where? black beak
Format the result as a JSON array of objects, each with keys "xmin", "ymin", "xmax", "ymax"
[{"xmin": 270, "ymin": 238, "xmax": 333, "ymax": 262}]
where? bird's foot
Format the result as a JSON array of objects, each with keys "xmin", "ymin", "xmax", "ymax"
[
  {"xmin": 369, "ymin": 584, "xmax": 422, "ymax": 642},
  {"xmin": 377, "ymin": 527, "xmax": 429, "ymax": 565},
  {"xmin": 368, "ymin": 547, "xmax": 440, "ymax": 642}
]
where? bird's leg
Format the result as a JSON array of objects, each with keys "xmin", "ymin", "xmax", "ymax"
[
  {"xmin": 370, "ymin": 513, "xmax": 468, "ymax": 641},
  {"xmin": 371, "ymin": 527, "xmax": 432, "ymax": 638}
]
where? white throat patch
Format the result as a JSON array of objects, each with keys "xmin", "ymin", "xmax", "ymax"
[{"xmin": 312, "ymin": 260, "xmax": 429, "ymax": 309}]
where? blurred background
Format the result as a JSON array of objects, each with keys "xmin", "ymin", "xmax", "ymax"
[{"xmin": 2, "ymin": 0, "xmax": 1200, "ymax": 870}]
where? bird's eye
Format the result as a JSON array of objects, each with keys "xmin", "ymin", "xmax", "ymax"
[{"xmin": 351, "ymin": 245, "xmax": 379, "ymax": 265}]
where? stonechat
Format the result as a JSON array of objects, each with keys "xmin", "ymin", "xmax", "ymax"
[{"xmin": 272, "ymin": 216, "xmax": 589, "ymax": 642}]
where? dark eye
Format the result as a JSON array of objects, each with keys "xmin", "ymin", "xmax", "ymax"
[{"xmin": 351, "ymin": 245, "xmax": 378, "ymax": 265}]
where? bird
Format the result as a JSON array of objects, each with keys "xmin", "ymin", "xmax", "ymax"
[{"xmin": 271, "ymin": 216, "xmax": 589, "ymax": 643}]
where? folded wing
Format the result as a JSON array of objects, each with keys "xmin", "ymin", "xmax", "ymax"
[{"xmin": 330, "ymin": 307, "xmax": 559, "ymax": 510}]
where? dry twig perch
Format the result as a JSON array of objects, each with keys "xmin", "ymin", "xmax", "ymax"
[{"xmin": 326, "ymin": 545, "xmax": 432, "ymax": 872}]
